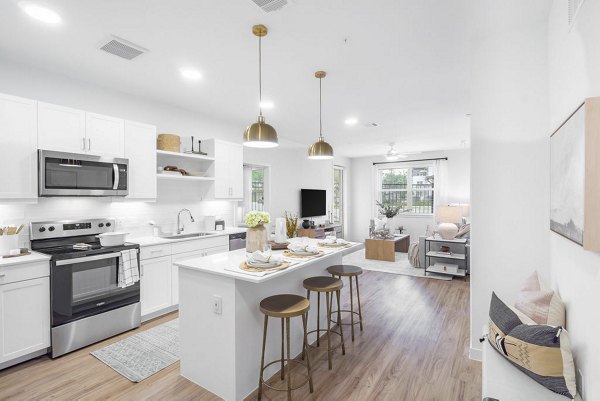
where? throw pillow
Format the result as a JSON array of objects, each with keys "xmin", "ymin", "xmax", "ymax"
[
  {"xmin": 488, "ymin": 292, "xmax": 576, "ymax": 399},
  {"xmin": 515, "ymin": 271, "xmax": 566, "ymax": 326}
]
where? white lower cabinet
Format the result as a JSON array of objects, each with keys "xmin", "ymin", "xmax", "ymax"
[
  {"xmin": 139, "ymin": 237, "xmax": 229, "ymax": 319},
  {"xmin": 0, "ymin": 276, "xmax": 50, "ymax": 364},
  {"xmin": 140, "ymin": 255, "xmax": 172, "ymax": 317}
]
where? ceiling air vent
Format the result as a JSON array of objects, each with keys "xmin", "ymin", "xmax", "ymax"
[
  {"xmin": 98, "ymin": 35, "xmax": 148, "ymax": 60},
  {"xmin": 250, "ymin": 0, "xmax": 288, "ymax": 13},
  {"xmin": 568, "ymin": 0, "xmax": 586, "ymax": 27},
  {"xmin": 364, "ymin": 122, "xmax": 380, "ymax": 128}
]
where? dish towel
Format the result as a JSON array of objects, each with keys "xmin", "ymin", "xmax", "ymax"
[{"xmin": 118, "ymin": 249, "xmax": 140, "ymax": 288}]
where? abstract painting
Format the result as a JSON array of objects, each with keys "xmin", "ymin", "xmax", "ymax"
[{"xmin": 550, "ymin": 103, "xmax": 585, "ymax": 245}]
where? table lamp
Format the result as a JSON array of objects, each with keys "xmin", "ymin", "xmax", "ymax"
[{"xmin": 435, "ymin": 205, "xmax": 463, "ymax": 239}]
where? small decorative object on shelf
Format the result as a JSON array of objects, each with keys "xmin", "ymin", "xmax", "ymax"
[
  {"xmin": 301, "ymin": 219, "xmax": 310, "ymax": 229},
  {"xmin": 157, "ymin": 133, "xmax": 181, "ymax": 152},
  {"xmin": 245, "ymin": 211, "xmax": 271, "ymax": 252},
  {"xmin": 285, "ymin": 212, "xmax": 298, "ymax": 239}
]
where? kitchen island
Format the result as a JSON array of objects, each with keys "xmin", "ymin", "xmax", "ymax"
[{"xmin": 175, "ymin": 239, "xmax": 363, "ymax": 401}]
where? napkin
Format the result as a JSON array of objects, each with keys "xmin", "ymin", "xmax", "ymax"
[
  {"xmin": 287, "ymin": 243, "xmax": 319, "ymax": 253},
  {"xmin": 248, "ymin": 251, "xmax": 281, "ymax": 264}
]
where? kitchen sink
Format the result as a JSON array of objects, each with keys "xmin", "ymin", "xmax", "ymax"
[{"xmin": 161, "ymin": 232, "xmax": 215, "ymax": 239}]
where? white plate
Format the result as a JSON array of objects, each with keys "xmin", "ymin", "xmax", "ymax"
[{"xmin": 246, "ymin": 259, "xmax": 282, "ymax": 268}]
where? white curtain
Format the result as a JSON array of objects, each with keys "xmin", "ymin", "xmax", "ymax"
[{"xmin": 433, "ymin": 159, "xmax": 448, "ymax": 209}]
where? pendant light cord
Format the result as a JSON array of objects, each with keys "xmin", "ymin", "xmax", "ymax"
[
  {"xmin": 319, "ymin": 76, "xmax": 323, "ymax": 138},
  {"xmin": 258, "ymin": 35, "xmax": 263, "ymax": 117}
]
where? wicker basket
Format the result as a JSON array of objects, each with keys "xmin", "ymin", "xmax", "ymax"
[{"xmin": 157, "ymin": 134, "xmax": 181, "ymax": 152}]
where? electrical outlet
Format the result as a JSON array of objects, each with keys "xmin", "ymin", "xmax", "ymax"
[
  {"xmin": 577, "ymin": 368, "xmax": 584, "ymax": 399},
  {"xmin": 213, "ymin": 295, "xmax": 222, "ymax": 315}
]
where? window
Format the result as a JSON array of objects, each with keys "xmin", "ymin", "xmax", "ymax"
[
  {"xmin": 376, "ymin": 164, "xmax": 434, "ymax": 215},
  {"xmin": 250, "ymin": 167, "xmax": 265, "ymax": 211},
  {"xmin": 244, "ymin": 165, "xmax": 269, "ymax": 213},
  {"xmin": 332, "ymin": 166, "xmax": 344, "ymax": 224}
]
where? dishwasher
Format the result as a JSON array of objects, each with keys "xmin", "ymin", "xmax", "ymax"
[{"xmin": 229, "ymin": 232, "xmax": 246, "ymax": 251}]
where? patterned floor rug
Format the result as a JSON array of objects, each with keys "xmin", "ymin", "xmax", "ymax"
[
  {"xmin": 343, "ymin": 250, "xmax": 451, "ymax": 280},
  {"xmin": 91, "ymin": 319, "xmax": 179, "ymax": 382}
]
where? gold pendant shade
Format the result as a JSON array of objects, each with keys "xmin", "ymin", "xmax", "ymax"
[{"xmin": 308, "ymin": 70, "xmax": 334, "ymax": 159}]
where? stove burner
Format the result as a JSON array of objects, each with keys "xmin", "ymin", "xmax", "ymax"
[{"xmin": 73, "ymin": 243, "xmax": 94, "ymax": 250}]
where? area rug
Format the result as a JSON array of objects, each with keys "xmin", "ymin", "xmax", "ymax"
[
  {"xmin": 91, "ymin": 319, "xmax": 179, "ymax": 382},
  {"xmin": 342, "ymin": 249, "xmax": 451, "ymax": 281}
]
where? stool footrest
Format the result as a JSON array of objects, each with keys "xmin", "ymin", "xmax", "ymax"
[
  {"xmin": 305, "ymin": 328, "xmax": 344, "ymax": 351},
  {"xmin": 330, "ymin": 309, "xmax": 362, "ymax": 325},
  {"xmin": 260, "ymin": 359, "xmax": 311, "ymax": 392}
]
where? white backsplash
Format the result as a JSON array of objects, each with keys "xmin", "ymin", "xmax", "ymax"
[{"xmin": 0, "ymin": 187, "xmax": 235, "ymax": 248}]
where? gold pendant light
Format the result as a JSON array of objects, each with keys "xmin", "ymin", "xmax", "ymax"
[
  {"xmin": 308, "ymin": 71, "xmax": 334, "ymax": 159},
  {"xmin": 243, "ymin": 24, "xmax": 278, "ymax": 148}
]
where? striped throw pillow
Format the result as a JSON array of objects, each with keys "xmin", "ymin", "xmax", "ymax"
[{"xmin": 488, "ymin": 292, "xmax": 576, "ymax": 399}]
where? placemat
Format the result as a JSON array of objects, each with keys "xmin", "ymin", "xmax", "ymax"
[
  {"xmin": 239, "ymin": 261, "xmax": 291, "ymax": 273},
  {"xmin": 317, "ymin": 242, "xmax": 353, "ymax": 249},
  {"xmin": 282, "ymin": 250, "xmax": 325, "ymax": 259}
]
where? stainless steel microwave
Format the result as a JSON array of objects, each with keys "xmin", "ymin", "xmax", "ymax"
[{"xmin": 38, "ymin": 150, "xmax": 128, "ymax": 197}]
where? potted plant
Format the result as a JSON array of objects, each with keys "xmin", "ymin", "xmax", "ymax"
[{"xmin": 244, "ymin": 211, "xmax": 271, "ymax": 252}]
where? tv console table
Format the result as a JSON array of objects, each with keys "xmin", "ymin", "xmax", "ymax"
[{"xmin": 297, "ymin": 224, "xmax": 343, "ymax": 239}]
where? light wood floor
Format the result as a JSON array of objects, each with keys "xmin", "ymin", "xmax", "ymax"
[{"xmin": 0, "ymin": 271, "xmax": 481, "ymax": 401}]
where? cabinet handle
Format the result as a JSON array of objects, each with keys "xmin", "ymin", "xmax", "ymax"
[
  {"xmin": 88, "ymin": 138, "xmax": 91, "ymax": 150},
  {"xmin": 82, "ymin": 137, "xmax": 86, "ymax": 150}
]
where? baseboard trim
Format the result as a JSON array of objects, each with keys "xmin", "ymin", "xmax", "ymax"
[
  {"xmin": 469, "ymin": 347, "xmax": 482, "ymax": 361},
  {"xmin": 142, "ymin": 304, "xmax": 178, "ymax": 323}
]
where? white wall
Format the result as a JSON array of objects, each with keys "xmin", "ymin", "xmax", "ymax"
[
  {"xmin": 349, "ymin": 149, "xmax": 470, "ymax": 242},
  {"xmin": 0, "ymin": 57, "xmax": 352, "ymax": 244},
  {"xmin": 243, "ymin": 147, "xmax": 351, "ymax": 232},
  {"xmin": 548, "ymin": 0, "xmax": 600, "ymax": 398},
  {"xmin": 469, "ymin": 1, "xmax": 550, "ymax": 360}
]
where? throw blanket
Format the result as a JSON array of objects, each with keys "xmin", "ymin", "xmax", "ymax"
[{"xmin": 118, "ymin": 249, "xmax": 140, "ymax": 288}]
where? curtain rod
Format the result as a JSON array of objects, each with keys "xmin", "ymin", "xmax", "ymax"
[{"xmin": 373, "ymin": 157, "xmax": 448, "ymax": 165}]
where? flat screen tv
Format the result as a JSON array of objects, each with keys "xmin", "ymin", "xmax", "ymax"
[{"xmin": 300, "ymin": 189, "xmax": 326, "ymax": 218}]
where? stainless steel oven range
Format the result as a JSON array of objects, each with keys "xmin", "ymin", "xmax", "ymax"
[{"xmin": 30, "ymin": 218, "xmax": 141, "ymax": 358}]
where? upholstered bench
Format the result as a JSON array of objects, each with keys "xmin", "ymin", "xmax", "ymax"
[{"xmin": 482, "ymin": 328, "xmax": 582, "ymax": 401}]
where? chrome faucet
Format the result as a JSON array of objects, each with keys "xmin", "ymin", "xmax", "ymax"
[{"xmin": 177, "ymin": 209, "xmax": 195, "ymax": 234}]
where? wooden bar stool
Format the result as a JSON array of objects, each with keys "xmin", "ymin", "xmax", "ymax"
[
  {"xmin": 326, "ymin": 264, "xmax": 364, "ymax": 341},
  {"xmin": 258, "ymin": 294, "xmax": 314, "ymax": 401},
  {"xmin": 302, "ymin": 276, "xmax": 345, "ymax": 370}
]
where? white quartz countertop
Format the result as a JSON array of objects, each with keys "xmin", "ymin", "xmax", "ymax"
[
  {"xmin": 174, "ymin": 239, "xmax": 363, "ymax": 283},
  {"xmin": 0, "ymin": 251, "xmax": 50, "ymax": 268},
  {"xmin": 129, "ymin": 227, "xmax": 246, "ymax": 247}
]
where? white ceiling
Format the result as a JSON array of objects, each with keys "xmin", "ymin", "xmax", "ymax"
[{"xmin": 0, "ymin": 0, "xmax": 470, "ymax": 157}]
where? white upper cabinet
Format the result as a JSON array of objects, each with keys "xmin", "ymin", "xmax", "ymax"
[
  {"xmin": 0, "ymin": 94, "xmax": 38, "ymax": 199},
  {"xmin": 38, "ymin": 102, "xmax": 86, "ymax": 153},
  {"xmin": 85, "ymin": 112, "xmax": 124, "ymax": 157},
  {"xmin": 212, "ymin": 140, "xmax": 243, "ymax": 199},
  {"xmin": 124, "ymin": 120, "xmax": 157, "ymax": 200},
  {"xmin": 38, "ymin": 102, "xmax": 125, "ymax": 158}
]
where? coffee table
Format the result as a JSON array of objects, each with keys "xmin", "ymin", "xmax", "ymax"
[{"xmin": 365, "ymin": 234, "xmax": 411, "ymax": 262}]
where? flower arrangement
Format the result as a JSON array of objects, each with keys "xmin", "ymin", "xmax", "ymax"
[
  {"xmin": 244, "ymin": 211, "xmax": 271, "ymax": 228},
  {"xmin": 285, "ymin": 211, "xmax": 298, "ymax": 238},
  {"xmin": 376, "ymin": 201, "xmax": 401, "ymax": 219}
]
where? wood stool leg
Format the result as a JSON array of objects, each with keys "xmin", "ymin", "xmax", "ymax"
[
  {"xmin": 316, "ymin": 292, "xmax": 321, "ymax": 347},
  {"xmin": 302, "ymin": 312, "xmax": 314, "ymax": 393},
  {"xmin": 326, "ymin": 291, "xmax": 332, "ymax": 370},
  {"xmin": 349, "ymin": 275, "xmax": 355, "ymax": 341},
  {"xmin": 258, "ymin": 315, "xmax": 268, "ymax": 401},
  {"xmin": 285, "ymin": 317, "xmax": 292, "ymax": 401},
  {"xmin": 302, "ymin": 290, "xmax": 310, "ymax": 361},
  {"xmin": 356, "ymin": 275, "xmax": 363, "ymax": 332},
  {"xmin": 336, "ymin": 289, "xmax": 346, "ymax": 355},
  {"xmin": 280, "ymin": 318, "xmax": 285, "ymax": 380}
]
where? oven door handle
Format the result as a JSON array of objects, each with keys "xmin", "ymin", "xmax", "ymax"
[
  {"xmin": 55, "ymin": 252, "xmax": 124, "ymax": 266},
  {"xmin": 113, "ymin": 164, "xmax": 120, "ymax": 190}
]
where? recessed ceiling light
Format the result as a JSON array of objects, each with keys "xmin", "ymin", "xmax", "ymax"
[
  {"xmin": 180, "ymin": 68, "xmax": 202, "ymax": 81},
  {"xmin": 344, "ymin": 118, "xmax": 358, "ymax": 126},
  {"xmin": 260, "ymin": 101, "xmax": 274, "ymax": 109},
  {"xmin": 19, "ymin": 2, "xmax": 62, "ymax": 24}
]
